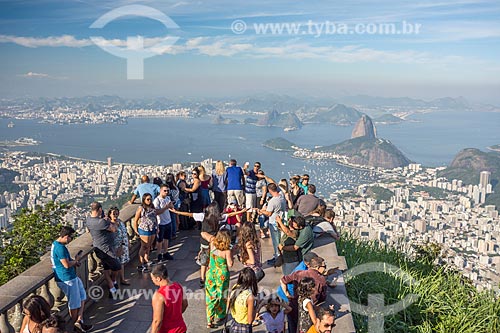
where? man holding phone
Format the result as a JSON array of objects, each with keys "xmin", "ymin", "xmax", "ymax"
[{"xmin": 51, "ymin": 226, "xmax": 93, "ymax": 332}]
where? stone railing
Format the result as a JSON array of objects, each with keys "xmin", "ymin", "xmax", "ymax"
[{"xmin": 0, "ymin": 203, "xmax": 139, "ymax": 333}]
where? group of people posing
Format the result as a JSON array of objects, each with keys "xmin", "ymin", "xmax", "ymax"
[
  {"xmin": 125, "ymin": 159, "xmax": 341, "ymax": 333},
  {"xmin": 38, "ymin": 159, "xmax": 340, "ymax": 333}
]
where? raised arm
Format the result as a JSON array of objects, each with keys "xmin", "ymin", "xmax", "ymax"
[
  {"xmin": 226, "ymin": 208, "xmax": 247, "ymax": 218},
  {"xmin": 185, "ymin": 179, "xmax": 200, "ymax": 193},
  {"xmin": 276, "ymin": 215, "xmax": 295, "ymax": 238},
  {"xmin": 169, "ymin": 208, "xmax": 193, "ymax": 218}
]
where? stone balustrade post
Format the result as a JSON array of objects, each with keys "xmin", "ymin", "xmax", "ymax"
[
  {"xmin": 0, "ymin": 311, "xmax": 15, "ymax": 333},
  {"xmin": 12, "ymin": 302, "xmax": 23, "ymax": 332}
]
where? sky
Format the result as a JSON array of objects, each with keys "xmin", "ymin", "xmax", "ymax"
[{"xmin": 1, "ymin": 0, "xmax": 500, "ymax": 103}]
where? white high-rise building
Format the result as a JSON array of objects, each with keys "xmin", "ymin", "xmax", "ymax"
[{"xmin": 479, "ymin": 171, "xmax": 491, "ymax": 189}]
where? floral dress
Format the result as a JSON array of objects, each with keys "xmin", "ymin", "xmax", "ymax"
[
  {"xmin": 113, "ymin": 219, "xmax": 130, "ymax": 265},
  {"xmin": 298, "ymin": 296, "xmax": 313, "ymax": 333},
  {"xmin": 205, "ymin": 248, "xmax": 230, "ymax": 324}
]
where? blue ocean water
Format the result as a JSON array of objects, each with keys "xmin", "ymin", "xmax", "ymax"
[{"xmin": 1, "ymin": 110, "xmax": 499, "ymax": 194}]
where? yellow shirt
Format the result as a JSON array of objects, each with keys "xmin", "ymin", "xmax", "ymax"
[
  {"xmin": 231, "ymin": 289, "xmax": 252, "ymax": 324},
  {"xmin": 306, "ymin": 325, "xmax": 319, "ymax": 333}
]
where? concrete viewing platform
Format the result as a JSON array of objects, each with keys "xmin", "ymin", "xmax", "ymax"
[{"xmin": 86, "ymin": 228, "xmax": 356, "ymax": 333}]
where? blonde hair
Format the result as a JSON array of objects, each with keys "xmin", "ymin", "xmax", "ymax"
[
  {"xmin": 213, "ymin": 230, "xmax": 231, "ymax": 251},
  {"xmin": 215, "ymin": 160, "xmax": 225, "ymax": 176},
  {"xmin": 198, "ymin": 165, "xmax": 206, "ymax": 177},
  {"xmin": 279, "ymin": 179, "xmax": 289, "ymax": 192}
]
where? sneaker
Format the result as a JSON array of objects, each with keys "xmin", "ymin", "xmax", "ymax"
[
  {"xmin": 141, "ymin": 266, "xmax": 150, "ymax": 273},
  {"xmin": 137, "ymin": 265, "xmax": 144, "ymax": 272},
  {"xmin": 75, "ymin": 321, "xmax": 94, "ymax": 332},
  {"xmin": 163, "ymin": 252, "xmax": 174, "ymax": 261},
  {"xmin": 266, "ymin": 258, "xmax": 276, "ymax": 266}
]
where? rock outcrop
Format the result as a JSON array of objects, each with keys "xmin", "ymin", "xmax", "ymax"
[
  {"xmin": 258, "ymin": 110, "xmax": 303, "ymax": 129},
  {"xmin": 351, "ymin": 115, "xmax": 376, "ymax": 139},
  {"xmin": 318, "ymin": 137, "xmax": 411, "ymax": 169}
]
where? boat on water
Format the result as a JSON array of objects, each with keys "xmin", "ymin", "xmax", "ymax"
[{"xmin": 7, "ymin": 121, "xmax": 15, "ymax": 128}]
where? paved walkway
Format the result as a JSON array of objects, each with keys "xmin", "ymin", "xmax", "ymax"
[{"xmin": 86, "ymin": 228, "xmax": 355, "ymax": 333}]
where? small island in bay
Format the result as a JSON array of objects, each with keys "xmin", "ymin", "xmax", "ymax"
[
  {"xmin": 0, "ymin": 137, "xmax": 41, "ymax": 147},
  {"xmin": 262, "ymin": 137, "xmax": 297, "ymax": 151}
]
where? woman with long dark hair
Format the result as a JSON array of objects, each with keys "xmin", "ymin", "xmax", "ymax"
[
  {"xmin": 238, "ymin": 222, "xmax": 264, "ymax": 282},
  {"xmin": 229, "ymin": 267, "xmax": 258, "ymax": 333},
  {"xmin": 184, "ymin": 168, "xmax": 203, "ymax": 220},
  {"xmin": 133, "ymin": 193, "xmax": 169, "ymax": 273},
  {"xmin": 20, "ymin": 295, "xmax": 52, "ymax": 333}
]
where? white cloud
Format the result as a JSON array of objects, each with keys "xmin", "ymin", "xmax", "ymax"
[
  {"xmin": 0, "ymin": 33, "xmax": 489, "ymax": 67},
  {"xmin": 18, "ymin": 72, "xmax": 68, "ymax": 80},
  {"xmin": 0, "ymin": 34, "xmax": 92, "ymax": 48},
  {"xmin": 20, "ymin": 72, "xmax": 50, "ymax": 78}
]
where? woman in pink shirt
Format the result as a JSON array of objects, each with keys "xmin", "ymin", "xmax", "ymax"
[{"xmin": 150, "ymin": 264, "xmax": 188, "ymax": 333}]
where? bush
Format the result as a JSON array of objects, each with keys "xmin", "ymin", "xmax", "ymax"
[
  {"xmin": 0, "ymin": 202, "xmax": 70, "ymax": 285},
  {"xmin": 336, "ymin": 232, "xmax": 500, "ymax": 333}
]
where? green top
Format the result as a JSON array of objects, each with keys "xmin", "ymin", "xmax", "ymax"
[{"xmin": 295, "ymin": 225, "xmax": 314, "ymax": 260}]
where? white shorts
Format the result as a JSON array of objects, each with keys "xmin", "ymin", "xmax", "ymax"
[{"xmin": 245, "ymin": 193, "xmax": 257, "ymax": 209}]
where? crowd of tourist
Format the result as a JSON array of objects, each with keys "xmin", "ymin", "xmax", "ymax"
[{"xmin": 32, "ymin": 159, "xmax": 341, "ymax": 333}]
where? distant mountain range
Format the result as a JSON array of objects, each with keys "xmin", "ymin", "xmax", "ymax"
[{"xmin": 3, "ymin": 94, "xmax": 499, "ymax": 125}]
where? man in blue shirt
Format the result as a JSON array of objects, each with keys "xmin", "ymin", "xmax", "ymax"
[
  {"xmin": 129, "ymin": 175, "xmax": 160, "ymax": 204},
  {"xmin": 51, "ymin": 226, "xmax": 93, "ymax": 332},
  {"xmin": 244, "ymin": 161, "xmax": 261, "ymax": 221},
  {"xmin": 226, "ymin": 159, "xmax": 245, "ymax": 207}
]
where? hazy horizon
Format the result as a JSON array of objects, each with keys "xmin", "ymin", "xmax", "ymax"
[{"xmin": 1, "ymin": 0, "xmax": 500, "ymax": 103}]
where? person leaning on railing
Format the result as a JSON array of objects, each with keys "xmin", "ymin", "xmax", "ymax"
[{"xmin": 50, "ymin": 226, "xmax": 93, "ymax": 332}]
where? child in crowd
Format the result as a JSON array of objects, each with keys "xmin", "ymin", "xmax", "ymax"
[
  {"xmin": 297, "ymin": 277, "xmax": 318, "ymax": 333},
  {"xmin": 257, "ymin": 297, "xmax": 292, "ymax": 333},
  {"xmin": 224, "ymin": 199, "xmax": 243, "ymax": 228}
]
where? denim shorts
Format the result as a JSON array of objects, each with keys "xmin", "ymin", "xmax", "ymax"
[
  {"xmin": 138, "ymin": 228, "xmax": 156, "ymax": 236},
  {"xmin": 56, "ymin": 277, "xmax": 87, "ymax": 310}
]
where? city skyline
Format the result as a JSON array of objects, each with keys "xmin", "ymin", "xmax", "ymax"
[{"xmin": 0, "ymin": 0, "xmax": 500, "ymax": 102}]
